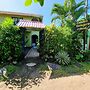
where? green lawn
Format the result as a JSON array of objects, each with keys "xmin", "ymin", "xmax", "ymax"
[
  {"xmin": 37, "ymin": 62, "xmax": 90, "ymax": 78},
  {"xmin": 52, "ymin": 62, "xmax": 90, "ymax": 77}
]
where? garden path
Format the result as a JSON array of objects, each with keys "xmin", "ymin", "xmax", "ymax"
[{"xmin": 25, "ymin": 48, "xmax": 39, "ymax": 59}]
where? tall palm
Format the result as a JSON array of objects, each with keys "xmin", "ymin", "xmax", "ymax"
[
  {"xmin": 51, "ymin": 0, "xmax": 85, "ymax": 26},
  {"xmin": 51, "ymin": 3, "xmax": 67, "ymax": 26}
]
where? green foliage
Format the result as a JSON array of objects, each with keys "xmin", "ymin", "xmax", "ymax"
[
  {"xmin": 52, "ymin": 69, "xmax": 68, "ymax": 77},
  {"xmin": 37, "ymin": 63, "xmax": 49, "ymax": 71},
  {"xmin": 51, "ymin": 3, "xmax": 67, "ymax": 25},
  {"xmin": 25, "ymin": 0, "xmax": 44, "ymax": 6},
  {"xmin": 40, "ymin": 24, "xmax": 72, "ymax": 64},
  {"xmin": 83, "ymin": 50, "xmax": 90, "ymax": 61},
  {"xmin": 68, "ymin": 31, "xmax": 83, "ymax": 59},
  {"xmin": 75, "ymin": 53, "xmax": 84, "ymax": 61},
  {"xmin": 51, "ymin": 0, "xmax": 85, "ymax": 25},
  {"xmin": 0, "ymin": 76, "xmax": 5, "ymax": 81},
  {"xmin": 55, "ymin": 51, "xmax": 71, "ymax": 65},
  {"xmin": 6, "ymin": 64, "xmax": 17, "ymax": 75},
  {"xmin": 52, "ymin": 62, "xmax": 90, "ymax": 77},
  {"xmin": 25, "ymin": 0, "xmax": 32, "ymax": 6},
  {"xmin": 0, "ymin": 18, "xmax": 22, "ymax": 63},
  {"xmin": 40, "ymin": 24, "xmax": 83, "ymax": 63}
]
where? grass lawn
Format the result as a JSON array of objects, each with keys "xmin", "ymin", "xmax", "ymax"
[{"xmin": 37, "ymin": 62, "xmax": 90, "ymax": 78}]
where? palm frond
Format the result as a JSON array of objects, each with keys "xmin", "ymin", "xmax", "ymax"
[
  {"xmin": 51, "ymin": 3, "xmax": 66, "ymax": 15},
  {"xmin": 74, "ymin": 1, "xmax": 85, "ymax": 11},
  {"xmin": 51, "ymin": 16, "xmax": 61, "ymax": 22},
  {"xmin": 76, "ymin": 1, "xmax": 85, "ymax": 8},
  {"xmin": 75, "ymin": 7, "xmax": 85, "ymax": 20}
]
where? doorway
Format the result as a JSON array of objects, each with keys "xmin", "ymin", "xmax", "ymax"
[{"xmin": 31, "ymin": 35, "xmax": 38, "ymax": 46}]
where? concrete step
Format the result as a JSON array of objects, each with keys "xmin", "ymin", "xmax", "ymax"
[{"xmin": 25, "ymin": 48, "xmax": 39, "ymax": 59}]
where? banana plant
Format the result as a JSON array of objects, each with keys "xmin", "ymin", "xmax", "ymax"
[{"xmin": 25, "ymin": 0, "xmax": 44, "ymax": 6}]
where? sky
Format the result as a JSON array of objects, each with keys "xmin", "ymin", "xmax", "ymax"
[{"xmin": 0, "ymin": 0, "xmax": 90, "ymax": 25}]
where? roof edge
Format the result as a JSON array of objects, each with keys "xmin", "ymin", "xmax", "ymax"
[{"xmin": 0, "ymin": 11, "xmax": 43, "ymax": 18}]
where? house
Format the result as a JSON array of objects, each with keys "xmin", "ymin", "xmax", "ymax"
[{"xmin": 0, "ymin": 11, "xmax": 45, "ymax": 52}]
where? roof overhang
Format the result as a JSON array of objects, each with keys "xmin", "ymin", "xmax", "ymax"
[
  {"xmin": 0, "ymin": 11, "xmax": 43, "ymax": 18},
  {"xmin": 17, "ymin": 19, "xmax": 45, "ymax": 29}
]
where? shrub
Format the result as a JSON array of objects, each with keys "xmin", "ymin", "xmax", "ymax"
[
  {"xmin": 40, "ymin": 24, "xmax": 72, "ymax": 62},
  {"xmin": 83, "ymin": 50, "xmax": 90, "ymax": 61},
  {"xmin": 55, "ymin": 51, "xmax": 71, "ymax": 65},
  {"xmin": 75, "ymin": 53, "xmax": 84, "ymax": 62},
  {"xmin": 40, "ymin": 24, "xmax": 83, "ymax": 63},
  {"xmin": 0, "ymin": 18, "xmax": 22, "ymax": 63},
  {"xmin": 68, "ymin": 31, "xmax": 83, "ymax": 59}
]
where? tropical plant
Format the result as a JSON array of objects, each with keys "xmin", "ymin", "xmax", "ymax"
[
  {"xmin": 25, "ymin": 0, "xmax": 44, "ymax": 6},
  {"xmin": 68, "ymin": 31, "xmax": 83, "ymax": 59},
  {"xmin": 51, "ymin": 0, "xmax": 85, "ymax": 26},
  {"xmin": 75, "ymin": 53, "xmax": 84, "ymax": 61},
  {"xmin": 55, "ymin": 51, "xmax": 71, "ymax": 65},
  {"xmin": 40, "ymin": 24, "xmax": 72, "ymax": 63},
  {"xmin": 51, "ymin": 3, "xmax": 67, "ymax": 26},
  {"xmin": 0, "ymin": 18, "xmax": 22, "ymax": 63},
  {"xmin": 83, "ymin": 50, "xmax": 90, "ymax": 61}
]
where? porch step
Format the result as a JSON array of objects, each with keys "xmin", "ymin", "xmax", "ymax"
[{"xmin": 25, "ymin": 48, "xmax": 39, "ymax": 59}]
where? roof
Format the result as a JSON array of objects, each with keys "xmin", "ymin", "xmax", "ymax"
[
  {"xmin": 0, "ymin": 11, "xmax": 43, "ymax": 18},
  {"xmin": 17, "ymin": 19, "xmax": 45, "ymax": 29}
]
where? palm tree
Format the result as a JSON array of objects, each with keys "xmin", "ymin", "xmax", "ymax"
[
  {"xmin": 51, "ymin": 0, "xmax": 85, "ymax": 26},
  {"xmin": 51, "ymin": 3, "xmax": 67, "ymax": 26}
]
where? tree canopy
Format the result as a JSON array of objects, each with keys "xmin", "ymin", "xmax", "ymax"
[{"xmin": 51, "ymin": 0, "xmax": 85, "ymax": 27}]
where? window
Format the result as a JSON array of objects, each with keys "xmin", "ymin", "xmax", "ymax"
[{"xmin": 31, "ymin": 18, "xmax": 39, "ymax": 22}]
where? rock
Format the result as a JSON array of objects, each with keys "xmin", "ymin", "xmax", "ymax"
[
  {"xmin": 8, "ymin": 84, "xmax": 13, "ymax": 90},
  {"xmin": 2, "ymin": 67, "xmax": 7, "ymax": 78},
  {"xmin": 47, "ymin": 62, "xmax": 61, "ymax": 70},
  {"xmin": 0, "ymin": 67, "xmax": 7, "ymax": 78}
]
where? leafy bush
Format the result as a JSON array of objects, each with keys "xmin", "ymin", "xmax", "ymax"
[
  {"xmin": 75, "ymin": 53, "xmax": 84, "ymax": 61},
  {"xmin": 68, "ymin": 31, "xmax": 83, "ymax": 59},
  {"xmin": 0, "ymin": 18, "xmax": 22, "ymax": 63},
  {"xmin": 55, "ymin": 51, "xmax": 71, "ymax": 65},
  {"xmin": 83, "ymin": 50, "xmax": 90, "ymax": 61},
  {"xmin": 40, "ymin": 24, "xmax": 83, "ymax": 63},
  {"xmin": 40, "ymin": 24, "xmax": 72, "ymax": 62}
]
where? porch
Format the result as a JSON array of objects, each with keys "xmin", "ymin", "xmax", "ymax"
[{"xmin": 17, "ymin": 19, "xmax": 45, "ymax": 55}]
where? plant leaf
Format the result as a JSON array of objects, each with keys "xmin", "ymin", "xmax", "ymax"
[
  {"xmin": 34, "ymin": 0, "xmax": 38, "ymax": 3},
  {"xmin": 37, "ymin": 0, "xmax": 44, "ymax": 6},
  {"xmin": 25, "ymin": 0, "xmax": 32, "ymax": 6}
]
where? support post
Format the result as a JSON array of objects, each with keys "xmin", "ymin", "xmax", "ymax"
[{"xmin": 20, "ymin": 27, "xmax": 26, "ymax": 52}]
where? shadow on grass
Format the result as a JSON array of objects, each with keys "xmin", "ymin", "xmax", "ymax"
[
  {"xmin": 49, "ymin": 62, "xmax": 90, "ymax": 79},
  {"xmin": 5, "ymin": 64, "xmax": 46, "ymax": 89}
]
